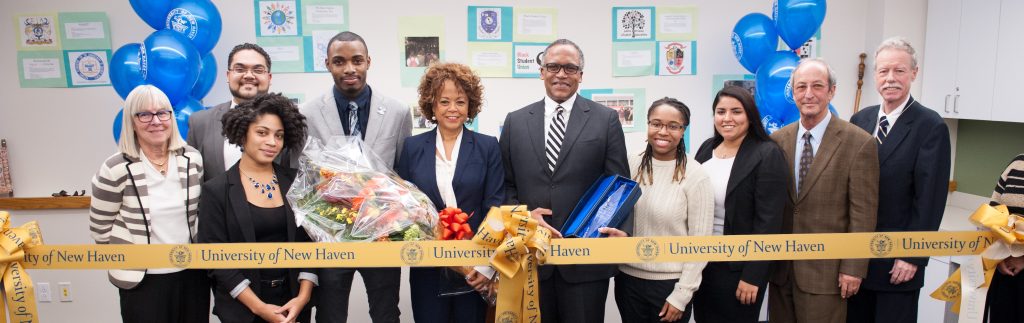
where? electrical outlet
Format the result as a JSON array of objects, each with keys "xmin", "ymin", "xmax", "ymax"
[
  {"xmin": 58, "ymin": 282, "xmax": 72, "ymax": 302},
  {"xmin": 37, "ymin": 282, "xmax": 51, "ymax": 302}
]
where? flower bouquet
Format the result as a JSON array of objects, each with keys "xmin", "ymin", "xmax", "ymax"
[
  {"xmin": 287, "ymin": 136, "xmax": 438, "ymax": 243},
  {"xmin": 436, "ymin": 207, "xmax": 496, "ymax": 302}
]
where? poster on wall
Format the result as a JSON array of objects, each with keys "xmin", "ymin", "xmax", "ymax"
[
  {"xmin": 581, "ymin": 88, "xmax": 647, "ymax": 134},
  {"xmin": 656, "ymin": 41, "xmax": 696, "ymax": 76},
  {"xmin": 256, "ymin": 1, "xmax": 300, "ymax": 36},
  {"xmin": 513, "ymin": 42, "xmax": 546, "ymax": 78},
  {"xmin": 655, "ymin": 7, "xmax": 697, "ymax": 41},
  {"xmin": 513, "ymin": 7, "xmax": 557, "ymax": 43},
  {"xmin": 467, "ymin": 42, "xmax": 512, "ymax": 77},
  {"xmin": 15, "ymin": 14, "xmax": 60, "ymax": 50},
  {"xmin": 65, "ymin": 50, "xmax": 111, "ymax": 87},
  {"xmin": 613, "ymin": 7, "xmax": 654, "ymax": 41},
  {"xmin": 0, "ymin": 139, "xmax": 12, "ymax": 197},
  {"xmin": 612, "ymin": 42, "xmax": 655, "ymax": 77},
  {"xmin": 468, "ymin": 6, "xmax": 512, "ymax": 42},
  {"xmin": 398, "ymin": 16, "xmax": 445, "ymax": 87}
]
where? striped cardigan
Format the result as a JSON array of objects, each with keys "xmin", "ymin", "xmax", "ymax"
[
  {"xmin": 89, "ymin": 146, "xmax": 203, "ymax": 289},
  {"xmin": 994, "ymin": 154, "xmax": 1024, "ymax": 214}
]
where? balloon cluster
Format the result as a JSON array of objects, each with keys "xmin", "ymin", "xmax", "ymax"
[
  {"xmin": 731, "ymin": 0, "xmax": 827, "ymax": 133},
  {"xmin": 110, "ymin": 0, "xmax": 222, "ymax": 142}
]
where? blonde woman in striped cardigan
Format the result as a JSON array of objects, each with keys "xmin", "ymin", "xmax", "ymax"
[{"xmin": 89, "ymin": 85, "xmax": 208, "ymax": 323}]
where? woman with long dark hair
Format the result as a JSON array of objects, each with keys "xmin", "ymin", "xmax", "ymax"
[
  {"xmin": 606, "ymin": 97, "xmax": 714, "ymax": 323},
  {"xmin": 692, "ymin": 86, "xmax": 788, "ymax": 323}
]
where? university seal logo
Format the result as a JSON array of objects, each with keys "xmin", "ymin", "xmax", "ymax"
[
  {"xmin": 400, "ymin": 242, "xmax": 424, "ymax": 265},
  {"xmin": 166, "ymin": 8, "xmax": 198, "ymax": 39},
  {"xmin": 75, "ymin": 52, "xmax": 105, "ymax": 81},
  {"xmin": 869, "ymin": 233, "xmax": 894, "ymax": 257},
  {"xmin": 497, "ymin": 311, "xmax": 519, "ymax": 323},
  {"xmin": 169, "ymin": 245, "xmax": 192, "ymax": 268},
  {"xmin": 635, "ymin": 238, "xmax": 660, "ymax": 261}
]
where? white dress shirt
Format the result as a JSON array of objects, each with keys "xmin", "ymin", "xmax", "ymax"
[
  {"xmin": 434, "ymin": 129, "xmax": 463, "ymax": 208},
  {"xmin": 543, "ymin": 93, "xmax": 578, "ymax": 144},
  {"xmin": 874, "ymin": 95, "xmax": 913, "ymax": 137}
]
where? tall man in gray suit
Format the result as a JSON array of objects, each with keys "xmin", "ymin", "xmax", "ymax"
[
  {"xmin": 768, "ymin": 58, "xmax": 879, "ymax": 323},
  {"xmin": 187, "ymin": 43, "xmax": 273, "ymax": 182},
  {"xmin": 847, "ymin": 38, "xmax": 951, "ymax": 323},
  {"xmin": 500, "ymin": 39, "xmax": 629, "ymax": 322},
  {"xmin": 301, "ymin": 31, "xmax": 411, "ymax": 323}
]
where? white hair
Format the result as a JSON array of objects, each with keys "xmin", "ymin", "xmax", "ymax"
[
  {"xmin": 875, "ymin": 37, "xmax": 918, "ymax": 69},
  {"xmin": 117, "ymin": 85, "xmax": 187, "ymax": 158}
]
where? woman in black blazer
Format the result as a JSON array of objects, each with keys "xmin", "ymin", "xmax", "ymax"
[
  {"xmin": 396, "ymin": 62, "xmax": 504, "ymax": 323},
  {"xmin": 692, "ymin": 86, "xmax": 788, "ymax": 323},
  {"xmin": 198, "ymin": 93, "xmax": 316, "ymax": 323}
]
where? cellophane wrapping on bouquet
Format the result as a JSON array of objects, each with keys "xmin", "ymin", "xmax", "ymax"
[{"xmin": 287, "ymin": 136, "xmax": 439, "ymax": 242}]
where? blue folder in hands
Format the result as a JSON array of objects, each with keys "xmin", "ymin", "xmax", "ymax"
[{"xmin": 560, "ymin": 174, "xmax": 641, "ymax": 238}]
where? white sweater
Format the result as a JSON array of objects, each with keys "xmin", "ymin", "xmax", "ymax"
[{"xmin": 619, "ymin": 154, "xmax": 714, "ymax": 310}]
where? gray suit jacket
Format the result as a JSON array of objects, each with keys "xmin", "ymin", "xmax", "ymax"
[
  {"xmin": 300, "ymin": 87, "xmax": 412, "ymax": 169},
  {"xmin": 500, "ymin": 95, "xmax": 629, "ymax": 283},
  {"xmin": 187, "ymin": 101, "xmax": 231, "ymax": 182}
]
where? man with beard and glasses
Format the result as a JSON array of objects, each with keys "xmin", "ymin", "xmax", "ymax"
[
  {"xmin": 187, "ymin": 43, "xmax": 277, "ymax": 182},
  {"xmin": 301, "ymin": 31, "xmax": 412, "ymax": 323}
]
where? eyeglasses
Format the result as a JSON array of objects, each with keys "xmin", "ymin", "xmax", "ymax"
[
  {"xmin": 543, "ymin": 63, "xmax": 581, "ymax": 75},
  {"xmin": 230, "ymin": 65, "xmax": 268, "ymax": 75},
  {"xmin": 135, "ymin": 110, "xmax": 173, "ymax": 123},
  {"xmin": 648, "ymin": 121, "xmax": 684, "ymax": 132}
]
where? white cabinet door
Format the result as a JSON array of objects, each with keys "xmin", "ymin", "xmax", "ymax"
[
  {"xmin": 922, "ymin": 0, "xmax": 962, "ymax": 117},
  {"xmin": 992, "ymin": 0, "xmax": 1024, "ymax": 123},
  {"xmin": 952, "ymin": 0, "xmax": 1001, "ymax": 120}
]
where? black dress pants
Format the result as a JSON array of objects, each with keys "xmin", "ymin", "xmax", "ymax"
[
  {"xmin": 118, "ymin": 269, "xmax": 210, "ymax": 323},
  {"xmin": 693, "ymin": 262, "xmax": 765, "ymax": 323},
  {"xmin": 614, "ymin": 272, "xmax": 691, "ymax": 323},
  {"xmin": 316, "ymin": 267, "xmax": 401, "ymax": 323}
]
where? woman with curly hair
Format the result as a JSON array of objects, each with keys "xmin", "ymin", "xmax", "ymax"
[
  {"xmin": 197, "ymin": 93, "xmax": 316, "ymax": 323},
  {"xmin": 396, "ymin": 62, "xmax": 504, "ymax": 323}
]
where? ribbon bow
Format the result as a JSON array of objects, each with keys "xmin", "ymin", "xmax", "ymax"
[
  {"xmin": 931, "ymin": 204, "xmax": 1024, "ymax": 323},
  {"xmin": 0, "ymin": 211, "xmax": 43, "ymax": 323},
  {"xmin": 473, "ymin": 206, "xmax": 551, "ymax": 323}
]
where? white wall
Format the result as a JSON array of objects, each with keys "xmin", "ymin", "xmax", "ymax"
[{"xmin": 0, "ymin": 0, "xmax": 926, "ymax": 322}]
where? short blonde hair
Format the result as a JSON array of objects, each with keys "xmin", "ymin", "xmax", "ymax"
[{"xmin": 118, "ymin": 85, "xmax": 187, "ymax": 158}]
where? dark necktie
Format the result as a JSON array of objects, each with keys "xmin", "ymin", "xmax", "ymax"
[
  {"xmin": 799, "ymin": 132, "xmax": 814, "ymax": 192},
  {"xmin": 348, "ymin": 101, "xmax": 361, "ymax": 137},
  {"xmin": 876, "ymin": 116, "xmax": 889, "ymax": 144},
  {"xmin": 545, "ymin": 105, "xmax": 566, "ymax": 173}
]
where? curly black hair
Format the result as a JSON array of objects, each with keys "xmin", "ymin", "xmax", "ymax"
[{"xmin": 221, "ymin": 93, "xmax": 307, "ymax": 151}]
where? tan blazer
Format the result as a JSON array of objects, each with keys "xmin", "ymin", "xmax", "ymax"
[{"xmin": 769, "ymin": 115, "xmax": 879, "ymax": 294}]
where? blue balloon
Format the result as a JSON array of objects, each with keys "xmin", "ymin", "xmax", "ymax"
[
  {"xmin": 756, "ymin": 51, "xmax": 801, "ymax": 131},
  {"xmin": 164, "ymin": 0, "xmax": 222, "ymax": 55},
  {"xmin": 143, "ymin": 30, "xmax": 202, "ymax": 106},
  {"xmin": 829, "ymin": 103, "xmax": 840, "ymax": 118},
  {"xmin": 190, "ymin": 53, "xmax": 217, "ymax": 100},
  {"xmin": 174, "ymin": 98, "xmax": 203, "ymax": 139},
  {"xmin": 774, "ymin": 0, "xmax": 827, "ymax": 50},
  {"xmin": 732, "ymin": 13, "xmax": 780, "ymax": 74},
  {"xmin": 129, "ymin": 0, "xmax": 174, "ymax": 30},
  {"xmin": 113, "ymin": 109, "xmax": 124, "ymax": 144},
  {"xmin": 110, "ymin": 43, "xmax": 147, "ymax": 100}
]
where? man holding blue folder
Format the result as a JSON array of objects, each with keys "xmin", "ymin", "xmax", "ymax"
[{"xmin": 499, "ymin": 38, "xmax": 630, "ymax": 322}]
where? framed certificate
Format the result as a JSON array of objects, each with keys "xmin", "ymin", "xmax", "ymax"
[{"xmin": 0, "ymin": 139, "xmax": 12, "ymax": 196}]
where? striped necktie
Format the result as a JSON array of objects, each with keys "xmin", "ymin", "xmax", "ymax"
[
  {"xmin": 545, "ymin": 105, "xmax": 566, "ymax": 173},
  {"xmin": 348, "ymin": 101, "xmax": 361, "ymax": 138},
  {"xmin": 876, "ymin": 116, "xmax": 889, "ymax": 144}
]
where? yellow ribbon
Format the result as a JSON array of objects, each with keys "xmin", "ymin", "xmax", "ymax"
[
  {"xmin": 473, "ymin": 206, "xmax": 551, "ymax": 323},
  {"xmin": 931, "ymin": 203, "xmax": 1024, "ymax": 321},
  {"xmin": 0, "ymin": 211, "xmax": 43, "ymax": 323}
]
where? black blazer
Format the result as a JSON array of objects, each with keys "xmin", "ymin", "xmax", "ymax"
[
  {"xmin": 695, "ymin": 135, "xmax": 788, "ymax": 286},
  {"xmin": 500, "ymin": 95, "xmax": 630, "ymax": 283},
  {"xmin": 198, "ymin": 163, "xmax": 316, "ymax": 322},
  {"xmin": 395, "ymin": 127, "xmax": 505, "ymax": 231},
  {"xmin": 850, "ymin": 96, "xmax": 951, "ymax": 291}
]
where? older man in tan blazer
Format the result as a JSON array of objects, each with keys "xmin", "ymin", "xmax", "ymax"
[{"xmin": 768, "ymin": 58, "xmax": 879, "ymax": 323}]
